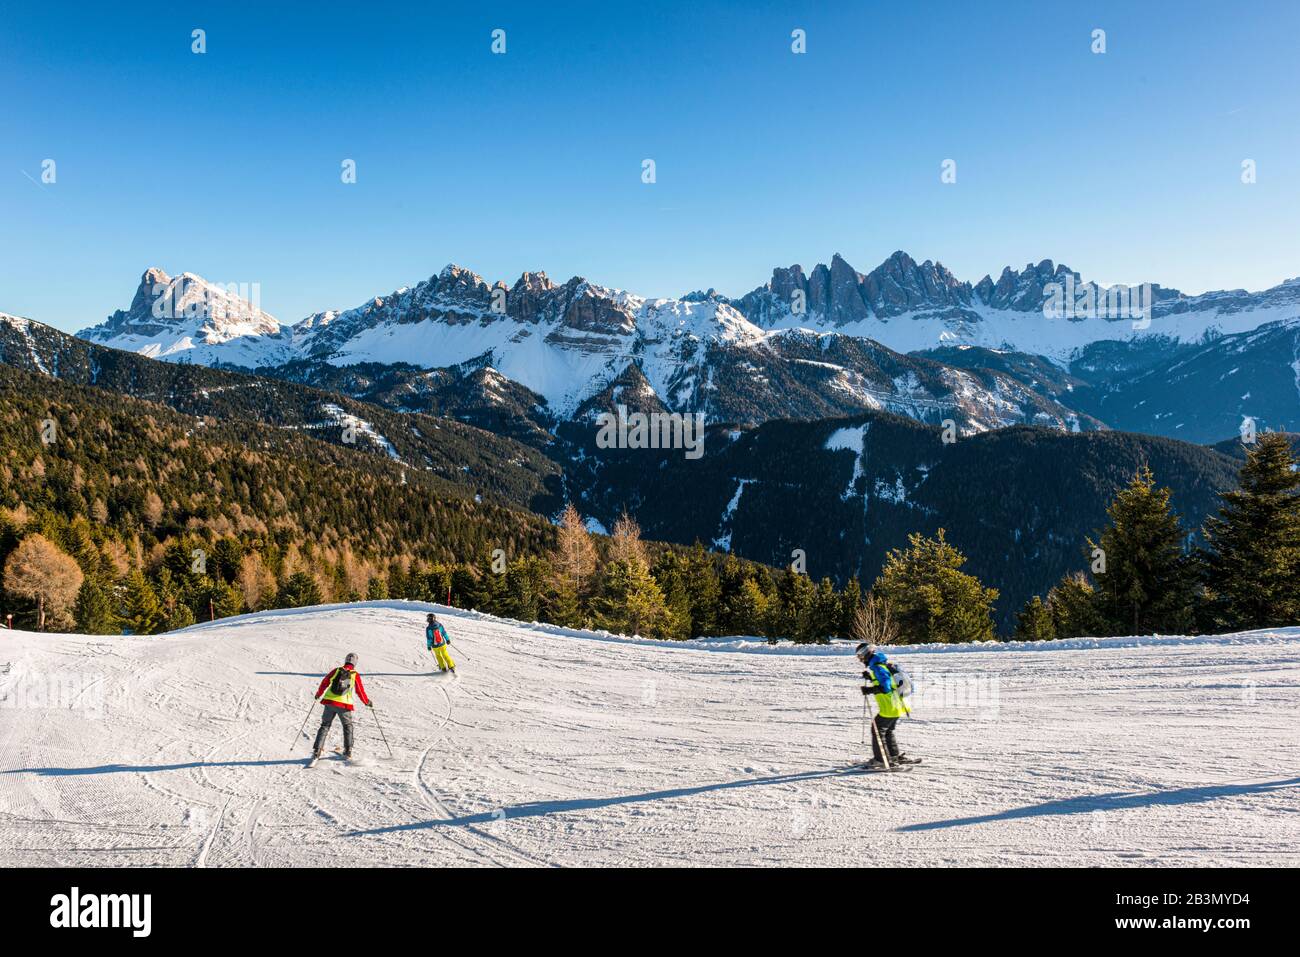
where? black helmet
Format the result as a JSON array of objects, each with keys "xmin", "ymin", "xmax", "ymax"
[{"xmin": 427, "ymin": 613, "xmax": 437, "ymax": 623}]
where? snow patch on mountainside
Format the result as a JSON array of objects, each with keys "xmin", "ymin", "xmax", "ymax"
[
  {"xmin": 713, "ymin": 478, "xmax": 753, "ymax": 551},
  {"xmin": 318, "ymin": 403, "xmax": 400, "ymax": 460}
]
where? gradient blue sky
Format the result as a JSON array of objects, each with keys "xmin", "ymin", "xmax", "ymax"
[{"xmin": 4, "ymin": 0, "xmax": 1298, "ymax": 332}]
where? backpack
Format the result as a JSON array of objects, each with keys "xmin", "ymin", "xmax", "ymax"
[
  {"xmin": 329, "ymin": 667, "xmax": 353, "ymax": 696},
  {"xmin": 885, "ymin": 661, "xmax": 914, "ymax": 698}
]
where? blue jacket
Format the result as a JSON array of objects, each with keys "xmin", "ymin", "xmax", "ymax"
[
  {"xmin": 865, "ymin": 652, "xmax": 895, "ymax": 693},
  {"xmin": 426, "ymin": 622, "xmax": 450, "ymax": 649}
]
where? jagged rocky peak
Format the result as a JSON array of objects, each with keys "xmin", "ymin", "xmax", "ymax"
[
  {"xmin": 557, "ymin": 277, "xmax": 637, "ymax": 336},
  {"xmin": 434, "ymin": 263, "xmax": 492, "ymax": 299},
  {"xmin": 82, "ymin": 266, "xmax": 281, "ymax": 343},
  {"xmin": 977, "ymin": 259, "xmax": 1080, "ymax": 311},
  {"xmin": 737, "ymin": 250, "xmax": 978, "ymax": 324},
  {"xmin": 861, "ymin": 250, "xmax": 972, "ymax": 316},
  {"xmin": 512, "ymin": 271, "xmax": 554, "ymax": 294},
  {"xmin": 507, "ymin": 271, "xmax": 558, "ymax": 324}
]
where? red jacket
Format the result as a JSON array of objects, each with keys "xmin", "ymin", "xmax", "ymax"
[{"xmin": 316, "ymin": 663, "xmax": 371, "ymax": 710}]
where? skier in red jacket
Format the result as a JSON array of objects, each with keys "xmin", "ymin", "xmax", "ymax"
[{"xmin": 311, "ymin": 652, "xmax": 372, "ymax": 761}]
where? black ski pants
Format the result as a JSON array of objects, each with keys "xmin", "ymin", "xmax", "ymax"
[
  {"xmin": 870, "ymin": 714, "xmax": 900, "ymax": 761},
  {"xmin": 313, "ymin": 702, "xmax": 354, "ymax": 754}
]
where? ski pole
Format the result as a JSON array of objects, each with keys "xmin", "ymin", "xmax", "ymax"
[
  {"xmin": 291, "ymin": 698, "xmax": 319, "ymax": 750},
  {"xmin": 861, "ymin": 695, "xmax": 867, "ymax": 746},
  {"xmin": 367, "ymin": 703, "xmax": 395, "ymax": 759},
  {"xmin": 867, "ymin": 695, "xmax": 892, "ymax": 770}
]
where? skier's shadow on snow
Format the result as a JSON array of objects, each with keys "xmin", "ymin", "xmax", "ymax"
[
  {"xmin": 7, "ymin": 760, "xmax": 306, "ymax": 776},
  {"xmin": 347, "ymin": 768, "xmax": 853, "ymax": 836},
  {"xmin": 896, "ymin": 776, "xmax": 1300, "ymax": 832}
]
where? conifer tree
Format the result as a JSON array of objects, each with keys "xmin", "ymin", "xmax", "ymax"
[
  {"xmin": 716, "ymin": 555, "xmax": 750, "ymax": 635},
  {"xmin": 1013, "ymin": 595, "xmax": 1056, "ymax": 641},
  {"xmin": 873, "ymin": 529, "xmax": 998, "ymax": 643},
  {"xmin": 74, "ymin": 578, "xmax": 118, "ymax": 634},
  {"xmin": 552, "ymin": 504, "xmax": 597, "ymax": 626},
  {"xmin": 733, "ymin": 578, "xmax": 769, "ymax": 638},
  {"xmin": 772, "ymin": 569, "xmax": 817, "ymax": 642},
  {"xmin": 166, "ymin": 602, "xmax": 197, "ymax": 632},
  {"xmin": 811, "ymin": 577, "xmax": 840, "ymax": 643},
  {"xmin": 277, "ymin": 571, "xmax": 323, "ymax": 609},
  {"xmin": 682, "ymin": 543, "xmax": 722, "ymax": 637},
  {"xmin": 595, "ymin": 559, "xmax": 671, "ymax": 638},
  {"xmin": 1201, "ymin": 433, "xmax": 1300, "ymax": 630},
  {"xmin": 1088, "ymin": 466, "xmax": 1196, "ymax": 636},
  {"xmin": 504, "ymin": 557, "xmax": 549, "ymax": 622},
  {"xmin": 838, "ymin": 576, "xmax": 863, "ymax": 639},
  {"xmin": 651, "ymin": 551, "xmax": 693, "ymax": 640},
  {"xmin": 593, "ymin": 516, "xmax": 670, "ymax": 637},
  {"xmin": 1046, "ymin": 571, "xmax": 1104, "ymax": 639},
  {"xmin": 122, "ymin": 569, "xmax": 167, "ymax": 635}
]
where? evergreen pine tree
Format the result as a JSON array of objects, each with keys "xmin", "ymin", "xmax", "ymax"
[
  {"xmin": 873, "ymin": 529, "xmax": 998, "ymax": 643},
  {"xmin": 122, "ymin": 570, "xmax": 166, "ymax": 635},
  {"xmin": 1088, "ymin": 466, "xmax": 1196, "ymax": 636},
  {"xmin": 1046, "ymin": 571, "xmax": 1104, "ymax": 639},
  {"xmin": 1013, "ymin": 595, "xmax": 1056, "ymax": 641},
  {"xmin": 277, "ymin": 571, "xmax": 323, "ymax": 609},
  {"xmin": 811, "ymin": 577, "xmax": 840, "ymax": 643},
  {"xmin": 733, "ymin": 578, "xmax": 769, "ymax": 638},
  {"xmin": 594, "ymin": 559, "xmax": 671, "ymax": 638},
  {"xmin": 73, "ymin": 578, "xmax": 117, "ymax": 634},
  {"xmin": 205, "ymin": 579, "xmax": 244, "ymax": 619},
  {"xmin": 1201, "ymin": 433, "xmax": 1300, "ymax": 630},
  {"xmin": 682, "ymin": 542, "xmax": 721, "ymax": 637},
  {"xmin": 838, "ymin": 576, "xmax": 863, "ymax": 640},
  {"xmin": 166, "ymin": 601, "xmax": 197, "ymax": 631},
  {"xmin": 504, "ymin": 557, "xmax": 549, "ymax": 622},
  {"xmin": 773, "ymin": 569, "xmax": 817, "ymax": 642},
  {"xmin": 716, "ymin": 555, "xmax": 749, "ymax": 635},
  {"xmin": 650, "ymin": 551, "xmax": 693, "ymax": 640}
]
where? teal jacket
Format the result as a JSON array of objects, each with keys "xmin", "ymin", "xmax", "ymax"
[{"xmin": 426, "ymin": 622, "xmax": 450, "ymax": 649}]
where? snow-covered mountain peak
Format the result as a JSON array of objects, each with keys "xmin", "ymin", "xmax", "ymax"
[{"xmin": 79, "ymin": 267, "xmax": 282, "ymax": 360}]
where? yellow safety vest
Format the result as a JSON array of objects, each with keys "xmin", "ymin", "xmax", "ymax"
[{"xmin": 321, "ymin": 667, "xmax": 356, "ymax": 707}]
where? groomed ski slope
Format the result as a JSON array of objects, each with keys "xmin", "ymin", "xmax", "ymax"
[{"xmin": 0, "ymin": 602, "xmax": 1296, "ymax": 867}]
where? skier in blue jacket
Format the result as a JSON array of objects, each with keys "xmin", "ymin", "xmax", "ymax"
[
  {"xmin": 857, "ymin": 642, "xmax": 917, "ymax": 768},
  {"xmin": 426, "ymin": 613, "xmax": 455, "ymax": 674}
]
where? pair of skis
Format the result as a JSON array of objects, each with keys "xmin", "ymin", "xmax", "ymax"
[
  {"xmin": 846, "ymin": 756, "xmax": 922, "ymax": 774},
  {"xmin": 305, "ymin": 747, "xmax": 353, "ymax": 769}
]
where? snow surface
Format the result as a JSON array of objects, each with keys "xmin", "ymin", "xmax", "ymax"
[{"xmin": 1, "ymin": 603, "xmax": 1296, "ymax": 867}]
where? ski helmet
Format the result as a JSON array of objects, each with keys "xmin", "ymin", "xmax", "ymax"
[
  {"xmin": 427, "ymin": 613, "xmax": 437, "ymax": 623},
  {"xmin": 855, "ymin": 642, "xmax": 879, "ymax": 659},
  {"xmin": 345, "ymin": 652, "xmax": 358, "ymax": 666}
]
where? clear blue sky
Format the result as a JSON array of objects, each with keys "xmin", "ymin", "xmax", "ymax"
[{"xmin": 3, "ymin": 0, "xmax": 1298, "ymax": 332}]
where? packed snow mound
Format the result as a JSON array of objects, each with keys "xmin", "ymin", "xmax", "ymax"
[{"xmin": 1, "ymin": 603, "xmax": 1296, "ymax": 867}]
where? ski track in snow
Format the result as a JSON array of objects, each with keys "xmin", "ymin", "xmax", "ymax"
[{"xmin": 0, "ymin": 601, "xmax": 1297, "ymax": 867}]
